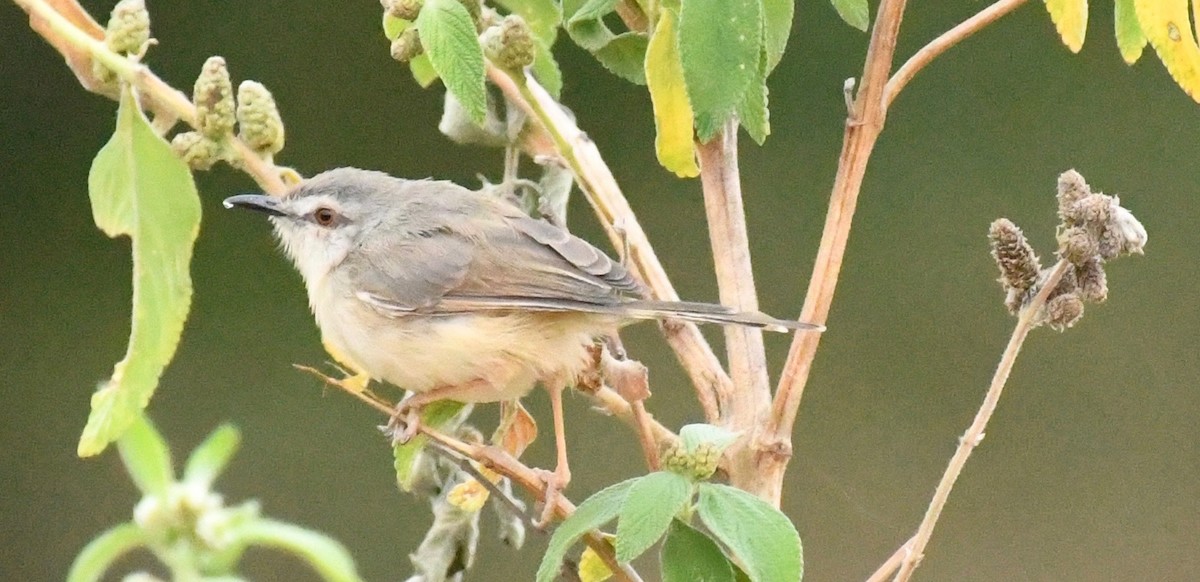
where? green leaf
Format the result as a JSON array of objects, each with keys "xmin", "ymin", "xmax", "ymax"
[
  {"xmin": 762, "ymin": 0, "xmax": 794, "ymax": 72},
  {"xmin": 496, "ymin": 0, "xmax": 563, "ymax": 44},
  {"xmin": 737, "ymin": 50, "xmax": 769, "ymax": 145},
  {"xmin": 537, "ymin": 478, "xmax": 638, "ymax": 582},
  {"xmin": 615, "ymin": 471, "xmax": 693, "ymax": 562},
  {"xmin": 697, "ymin": 484, "xmax": 802, "ymax": 582},
  {"xmin": 66, "ymin": 523, "xmax": 147, "ymax": 582},
  {"xmin": 237, "ymin": 518, "xmax": 364, "ymax": 582},
  {"xmin": 183, "ymin": 423, "xmax": 241, "ymax": 488},
  {"xmin": 394, "ymin": 400, "xmax": 469, "ymax": 492},
  {"xmin": 679, "ymin": 0, "xmax": 763, "ymax": 141},
  {"xmin": 115, "ymin": 415, "xmax": 174, "ymax": 496},
  {"xmin": 565, "ymin": 0, "xmax": 621, "ymax": 50},
  {"xmin": 410, "ymin": 53, "xmax": 441, "ymax": 87},
  {"xmin": 645, "ymin": 7, "xmax": 699, "ymax": 177},
  {"xmin": 532, "ymin": 36, "xmax": 564, "ymax": 98},
  {"xmin": 383, "ymin": 13, "xmax": 411, "ymax": 41},
  {"xmin": 661, "ymin": 520, "xmax": 735, "ymax": 582},
  {"xmin": 1044, "ymin": 0, "xmax": 1088, "ymax": 53},
  {"xmin": 416, "ymin": 0, "xmax": 488, "ymax": 124},
  {"xmin": 831, "ymin": 0, "xmax": 869, "ymax": 31},
  {"xmin": 594, "ymin": 32, "xmax": 650, "ymax": 84},
  {"xmin": 679, "ymin": 424, "xmax": 741, "ymax": 455},
  {"xmin": 1115, "ymin": 0, "xmax": 1147, "ymax": 64},
  {"xmin": 78, "ymin": 88, "xmax": 201, "ymax": 457}
]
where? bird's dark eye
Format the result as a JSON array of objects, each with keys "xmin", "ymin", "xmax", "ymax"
[{"xmin": 313, "ymin": 207, "xmax": 337, "ymax": 226}]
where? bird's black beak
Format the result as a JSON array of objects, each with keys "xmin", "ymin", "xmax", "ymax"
[{"xmin": 222, "ymin": 194, "xmax": 288, "ymax": 217}]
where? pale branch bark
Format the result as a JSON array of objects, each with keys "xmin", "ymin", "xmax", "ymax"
[
  {"xmin": 694, "ymin": 122, "xmax": 773, "ymax": 496},
  {"xmin": 884, "ymin": 0, "xmax": 1031, "ymax": 108},
  {"xmin": 891, "ymin": 260, "xmax": 1071, "ymax": 581},
  {"xmin": 15, "ymin": 0, "xmax": 288, "ymax": 196},
  {"xmin": 763, "ymin": 0, "xmax": 910, "ymax": 506},
  {"xmin": 489, "ymin": 65, "xmax": 731, "ymax": 421}
]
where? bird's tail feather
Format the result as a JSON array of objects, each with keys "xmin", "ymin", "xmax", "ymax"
[{"xmin": 620, "ymin": 300, "xmax": 823, "ymax": 333}]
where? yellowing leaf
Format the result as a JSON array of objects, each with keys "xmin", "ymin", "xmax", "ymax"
[
  {"xmin": 645, "ymin": 10, "xmax": 699, "ymax": 178},
  {"xmin": 1115, "ymin": 0, "xmax": 1148, "ymax": 63},
  {"xmin": 1135, "ymin": 0, "xmax": 1200, "ymax": 101},
  {"xmin": 577, "ymin": 533, "xmax": 616, "ymax": 582},
  {"xmin": 79, "ymin": 88, "xmax": 201, "ymax": 456},
  {"xmin": 494, "ymin": 400, "xmax": 538, "ymax": 457},
  {"xmin": 1044, "ymin": 0, "xmax": 1088, "ymax": 52},
  {"xmin": 447, "ymin": 479, "xmax": 491, "ymax": 512}
]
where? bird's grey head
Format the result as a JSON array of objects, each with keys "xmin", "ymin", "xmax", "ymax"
[{"xmin": 223, "ymin": 167, "xmax": 401, "ymax": 283}]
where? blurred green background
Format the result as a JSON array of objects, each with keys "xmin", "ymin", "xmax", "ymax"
[{"xmin": 3, "ymin": 1, "xmax": 1198, "ymax": 580}]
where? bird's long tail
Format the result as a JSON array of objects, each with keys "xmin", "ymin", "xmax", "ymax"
[{"xmin": 620, "ymin": 300, "xmax": 823, "ymax": 333}]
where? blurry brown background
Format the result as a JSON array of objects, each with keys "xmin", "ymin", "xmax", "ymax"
[{"xmin": 2, "ymin": 1, "xmax": 1197, "ymax": 580}]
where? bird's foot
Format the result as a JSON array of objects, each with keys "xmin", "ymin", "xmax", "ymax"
[
  {"xmin": 533, "ymin": 467, "xmax": 571, "ymax": 529},
  {"xmin": 385, "ymin": 400, "xmax": 423, "ymax": 445}
]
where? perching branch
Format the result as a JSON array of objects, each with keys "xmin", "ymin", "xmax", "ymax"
[
  {"xmin": 489, "ymin": 65, "xmax": 730, "ymax": 422},
  {"xmin": 15, "ymin": 0, "xmax": 288, "ymax": 196}
]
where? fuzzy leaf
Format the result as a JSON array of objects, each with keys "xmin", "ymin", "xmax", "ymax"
[
  {"xmin": 615, "ymin": 472, "xmax": 693, "ymax": 562},
  {"xmin": 737, "ymin": 49, "xmax": 769, "ymax": 145},
  {"xmin": 831, "ymin": 0, "xmax": 869, "ymax": 31},
  {"xmin": 645, "ymin": 8, "xmax": 698, "ymax": 177},
  {"xmin": 78, "ymin": 88, "xmax": 201, "ymax": 457},
  {"xmin": 697, "ymin": 483, "xmax": 802, "ymax": 582},
  {"xmin": 661, "ymin": 520, "xmax": 736, "ymax": 582},
  {"xmin": 679, "ymin": 423, "xmax": 741, "ymax": 455},
  {"xmin": 594, "ymin": 32, "xmax": 649, "ymax": 84},
  {"xmin": 410, "ymin": 53, "xmax": 441, "ymax": 87},
  {"xmin": 763, "ymin": 0, "xmax": 795, "ymax": 72},
  {"xmin": 537, "ymin": 478, "xmax": 637, "ymax": 582},
  {"xmin": 1044, "ymin": 0, "xmax": 1088, "ymax": 52},
  {"xmin": 1134, "ymin": 0, "xmax": 1200, "ymax": 101},
  {"xmin": 417, "ymin": 0, "xmax": 488, "ymax": 124},
  {"xmin": 496, "ymin": 0, "xmax": 563, "ymax": 44},
  {"xmin": 394, "ymin": 400, "xmax": 469, "ymax": 492},
  {"xmin": 532, "ymin": 36, "xmax": 564, "ymax": 98},
  {"xmin": 115, "ymin": 415, "xmax": 174, "ymax": 496},
  {"xmin": 565, "ymin": 0, "xmax": 621, "ymax": 50},
  {"xmin": 1115, "ymin": 0, "xmax": 1147, "ymax": 64},
  {"xmin": 679, "ymin": 0, "xmax": 763, "ymax": 141},
  {"xmin": 383, "ymin": 13, "xmax": 411, "ymax": 41},
  {"xmin": 183, "ymin": 423, "xmax": 241, "ymax": 488}
]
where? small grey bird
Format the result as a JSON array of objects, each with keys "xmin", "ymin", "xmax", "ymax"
[{"xmin": 225, "ymin": 167, "xmax": 821, "ymax": 505}]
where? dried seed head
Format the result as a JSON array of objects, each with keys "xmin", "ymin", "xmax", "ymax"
[
  {"xmin": 1058, "ymin": 225, "xmax": 1098, "ymax": 266},
  {"xmin": 388, "ymin": 0, "xmax": 424, "ymax": 20},
  {"xmin": 990, "ymin": 219, "xmax": 1042, "ymax": 294},
  {"xmin": 1057, "ymin": 169, "xmax": 1091, "ymax": 222},
  {"xmin": 193, "ymin": 57, "xmax": 235, "ymax": 139},
  {"xmin": 1076, "ymin": 258, "xmax": 1108, "ymax": 303},
  {"xmin": 236, "ymin": 81, "xmax": 286, "ymax": 156},
  {"xmin": 170, "ymin": 131, "xmax": 221, "ymax": 171},
  {"xmin": 1044, "ymin": 293, "xmax": 1084, "ymax": 331},
  {"xmin": 1070, "ymin": 193, "xmax": 1113, "ymax": 226},
  {"xmin": 390, "ymin": 28, "xmax": 423, "ymax": 63},
  {"xmin": 482, "ymin": 15, "xmax": 536, "ymax": 72},
  {"xmin": 105, "ymin": 0, "xmax": 150, "ymax": 55}
]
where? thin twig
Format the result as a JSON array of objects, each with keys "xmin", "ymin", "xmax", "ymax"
[
  {"xmin": 15, "ymin": 0, "xmax": 288, "ymax": 196},
  {"xmin": 884, "ymin": 0, "xmax": 1030, "ymax": 108},
  {"xmin": 891, "ymin": 260, "xmax": 1070, "ymax": 582},
  {"xmin": 866, "ymin": 537, "xmax": 911, "ymax": 582},
  {"xmin": 488, "ymin": 65, "xmax": 729, "ymax": 422},
  {"xmin": 763, "ymin": 0, "xmax": 910, "ymax": 506}
]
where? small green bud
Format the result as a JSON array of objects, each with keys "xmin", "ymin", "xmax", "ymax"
[
  {"xmin": 482, "ymin": 15, "xmax": 536, "ymax": 72},
  {"xmin": 105, "ymin": 0, "xmax": 151, "ymax": 55},
  {"xmin": 193, "ymin": 57, "xmax": 236, "ymax": 139},
  {"xmin": 390, "ymin": 28, "xmax": 424, "ymax": 63},
  {"xmin": 690, "ymin": 443, "xmax": 721, "ymax": 480},
  {"xmin": 388, "ymin": 0, "xmax": 424, "ymax": 21},
  {"xmin": 171, "ymin": 131, "xmax": 222, "ymax": 171},
  {"xmin": 236, "ymin": 81, "xmax": 286, "ymax": 156}
]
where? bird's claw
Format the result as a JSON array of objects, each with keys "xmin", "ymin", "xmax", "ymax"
[
  {"xmin": 533, "ymin": 468, "xmax": 569, "ymax": 529},
  {"xmin": 385, "ymin": 403, "xmax": 422, "ymax": 445}
]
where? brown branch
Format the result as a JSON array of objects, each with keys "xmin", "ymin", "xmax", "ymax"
[
  {"xmin": 884, "ymin": 0, "xmax": 1030, "ymax": 108},
  {"xmin": 489, "ymin": 65, "xmax": 729, "ymax": 422},
  {"xmin": 15, "ymin": 0, "xmax": 288, "ymax": 196},
  {"xmin": 763, "ymin": 0, "xmax": 910, "ymax": 506},
  {"xmin": 892, "ymin": 260, "xmax": 1070, "ymax": 581},
  {"xmin": 866, "ymin": 539, "xmax": 911, "ymax": 582},
  {"xmin": 694, "ymin": 122, "xmax": 772, "ymax": 496}
]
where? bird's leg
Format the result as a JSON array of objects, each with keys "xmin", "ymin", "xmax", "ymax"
[
  {"xmin": 321, "ymin": 338, "xmax": 371, "ymax": 394},
  {"xmin": 534, "ymin": 381, "xmax": 572, "ymax": 528},
  {"xmin": 386, "ymin": 380, "xmax": 488, "ymax": 445}
]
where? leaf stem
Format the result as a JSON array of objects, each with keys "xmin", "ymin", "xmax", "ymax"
[
  {"xmin": 884, "ymin": 0, "xmax": 1030, "ymax": 108},
  {"xmin": 13, "ymin": 0, "xmax": 287, "ymax": 196},
  {"xmin": 490, "ymin": 64, "xmax": 730, "ymax": 422},
  {"xmin": 890, "ymin": 259, "xmax": 1070, "ymax": 581}
]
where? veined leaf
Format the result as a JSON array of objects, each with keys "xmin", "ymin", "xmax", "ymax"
[
  {"xmin": 679, "ymin": 0, "xmax": 763, "ymax": 141},
  {"xmin": 615, "ymin": 471, "xmax": 693, "ymax": 562},
  {"xmin": 537, "ymin": 478, "xmax": 637, "ymax": 582},
  {"xmin": 831, "ymin": 0, "xmax": 869, "ymax": 32},
  {"xmin": 594, "ymin": 32, "xmax": 650, "ymax": 84},
  {"xmin": 532, "ymin": 36, "xmax": 564, "ymax": 98},
  {"xmin": 565, "ymin": 0, "xmax": 621, "ymax": 50},
  {"xmin": 78, "ymin": 88, "xmax": 201, "ymax": 457},
  {"xmin": 661, "ymin": 520, "xmax": 736, "ymax": 582},
  {"xmin": 496, "ymin": 0, "xmax": 563, "ymax": 45},
  {"xmin": 1134, "ymin": 0, "xmax": 1200, "ymax": 101},
  {"xmin": 1115, "ymin": 0, "xmax": 1147, "ymax": 64},
  {"xmin": 737, "ymin": 49, "xmax": 769, "ymax": 145},
  {"xmin": 697, "ymin": 483, "xmax": 802, "ymax": 582},
  {"xmin": 646, "ymin": 8, "xmax": 699, "ymax": 177},
  {"xmin": 417, "ymin": 0, "xmax": 488, "ymax": 124},
  {"xmin": 1044, "ymin": 0, "xmax": 1088, "ymax": 53},
  {"xmin": 763, "ymin": 0, "xmax": 795, "ymax": 72},
  {"xmin": 394, "ymin": 400, "xmax": 470, "ymax": 492}
]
